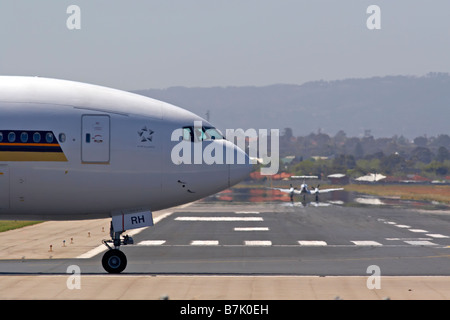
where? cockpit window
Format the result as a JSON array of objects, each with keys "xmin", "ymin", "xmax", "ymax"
[
  {"xmin": 203, "ymin": 127, "xmax": 224, "ymax": 140},
  {"xmin": 182, "ymin": 127, "xmax": 193, "ymax": 142},
  {"xmin": 181, "ymin": 126, "xmax": 224, "ymax": 142}
]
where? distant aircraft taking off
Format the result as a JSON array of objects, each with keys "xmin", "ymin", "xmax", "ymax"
[
  {"xmin": 0, "ymin": 76, "xmax": 252, "ymax": 273},
  {"xmin": 271, "ymin": 176, "xmax": 343, "ymax": 202}
]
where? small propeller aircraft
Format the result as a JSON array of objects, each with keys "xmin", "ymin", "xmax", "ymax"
[{"xmin": 271, "ymin": 181, "xmax": 343, "ymax": 202}]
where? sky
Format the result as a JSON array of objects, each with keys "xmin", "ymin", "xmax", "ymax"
[{"xmin": 1, "ymin": 1, "xmax": 450, "ymax": 91}]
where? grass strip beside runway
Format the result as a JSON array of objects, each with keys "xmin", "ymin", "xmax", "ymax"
[{"xmin": 0, "ymin": 221, "xmax": 41, "ymax": 233}]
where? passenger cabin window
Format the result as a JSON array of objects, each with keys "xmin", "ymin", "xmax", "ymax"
[
  {"xmin": 8, "ymin": 132, "xmax": 15, "ymax": 143},
  {"xmin": 20, "ymin": 132, "xmax": 28, "ymax": 143},
  {"xmin": 33, "ymin": 132, "xmax": 41, "ymax": 143},
  {"xmin": 58, "ymin": 133, "xmax": 66, "ymax": 143},
  {"xmin": 46, "ymin": 133, "xmax": 54, "ymax": 143},
  {"xmin": 0, "ymin": 131, "xmax": 59, "ymax": 144}
]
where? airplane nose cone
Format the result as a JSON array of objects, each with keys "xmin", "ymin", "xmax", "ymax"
[{"xmin": 228, "ymin": 145, "xmax": 253, "ymax": 187}]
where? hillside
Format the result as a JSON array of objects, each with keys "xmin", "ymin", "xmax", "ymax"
[{"xmin": 133, "ymin": 73, "xmax": 450, "ymax": 139}]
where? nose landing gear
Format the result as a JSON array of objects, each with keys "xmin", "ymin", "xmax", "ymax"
[
  {"xmin": 101, "ymin": 209, "xmax": 153, "ymax": 273},
  {"xmin": 102, "ymin": 224, "xmax": 134, "ymax": 274}
]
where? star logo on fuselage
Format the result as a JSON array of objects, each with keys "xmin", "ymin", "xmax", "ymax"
[{"xmin": 138, "ymin": 126, "xmax": 154, "ymax": 142}]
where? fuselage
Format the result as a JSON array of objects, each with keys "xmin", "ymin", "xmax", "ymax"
[
  {"xmin": 0, "ymin": 76, "xmax": 251, "ymax": 220},
  {"xmin": 300, "ymin": 184, "xmax": 309, "ymax": 194}
]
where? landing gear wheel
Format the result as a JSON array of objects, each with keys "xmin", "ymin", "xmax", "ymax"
[{"xmin": 102, "ymin": 249, "xmax": 127, "ymax": 274}]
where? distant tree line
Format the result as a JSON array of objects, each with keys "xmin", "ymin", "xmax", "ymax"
[{"xmin": 280, "ymin": 128, "xmax": 450, "ymax": 179}]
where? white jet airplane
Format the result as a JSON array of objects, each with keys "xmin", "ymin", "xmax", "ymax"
[{"xmin": 0, "ymin": 76, "xmax": 252, "ymax": 273}]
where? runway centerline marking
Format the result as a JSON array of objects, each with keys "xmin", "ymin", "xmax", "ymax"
[
  {"xmin": 244, "ymin": 241, "xmax": 272, "ymax": 246},
  {"xmin": 235, "ymin": 211, "xmax": 260, "ymax": 214},
  {"xmin": 404, "ymin": 240, "xmax": 437, "ymax": 246},
  {"xmin": 234, "ymin": 227, "xmax": 269, "ymax": 231},
  {"xmin": 351, "ymin": 241, "xmax": 383, "ymax": 246},
  {"xmin": 298, "ymin": 241, "xmax": 327, "ymax": 246},
  {"xmin": 409, "ymin": 229, "xmax": 428, "ymax": 233},
  {"xmin": 427, "ymin": 234, "xmax": 449, "ymax": 238},
  {"xmin": 138, "ymin": 240, "xmax": 166, "ymax": 246},
  {"xmin": 190, "ymin": 240, "xmax": 219, "ymax": 246},
  {"xmin": 175, "ymin": 217, "xmax": 263, "ymax": 222},
  {"xmin": 386, "ymin": 238, "xmax": 432, "ymax": 241}
]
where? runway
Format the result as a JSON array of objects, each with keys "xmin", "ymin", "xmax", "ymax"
[
  {"xmin": 0, "ymin": 195, "xmax": 450, "ymax": 299},
  {"xmin": 119, "ymin": 203, "xmax": 450, "ymax": 276}
]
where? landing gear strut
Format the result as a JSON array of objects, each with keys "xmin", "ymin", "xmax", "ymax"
[{"xmin": 102, "ymin": 223, "xmax": 134, "ymax": 273}]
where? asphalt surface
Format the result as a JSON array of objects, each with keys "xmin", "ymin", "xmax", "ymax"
[
  {"xmin": 124, "ymin": 202, "xmax": 450, "ymax": 276},
  {"xmin": 3, "ymin": 202, "xmax": 449, "ymax": 275},
  {"xmin": 0, "ymin": 198, "xmax": 450, "ymax": 299}
]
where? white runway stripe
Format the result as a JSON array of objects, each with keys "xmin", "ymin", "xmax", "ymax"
[
  {"xmin": 426, "ymin": 234, "xmax": 449, "ymax": 238},
  {"xmin": 126, "ymin": 239, "xmax": 448, "ymax": 247},
  {"xmin": 298, "ymin": 241, "xmax": 327, "ymax": 246},
  {"xmin": 404, "ymin": 240, "xmax": 437, "ymax": 246},
  {"xmin": 190, "ymin": 240, "xmax": 219, "ymax": 246},
  {"xmin": 235, "ymin": 211, "xmax": 260, "ymax": 214},
  {"xmin": 234, "ymin": 227, "xmax": 269, "ymax": 231},
  {"xmin": 409, "ymin": 229, "xmax": 428, "ymax": 233},
  {"xmin": 76, "ymin": 245, "xmax": 108, "ymax": 259},
  {"xmin": 386, "ymin": 238, "xmax": 431, "ymax": 241},
  {"xmin": 351, "ymin": 241, "xmax": 383, "ymax": 246},
  {"xmin": 244, "ymin": 241, "xmax": 272, "ymax": 246},
  {"xmin": 175, "ymin": 217, "xmax": 263, "ymax": 222},
  {"xmin": 138, "ymin": 240, "xmax": 166, "ymax": 246}
]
